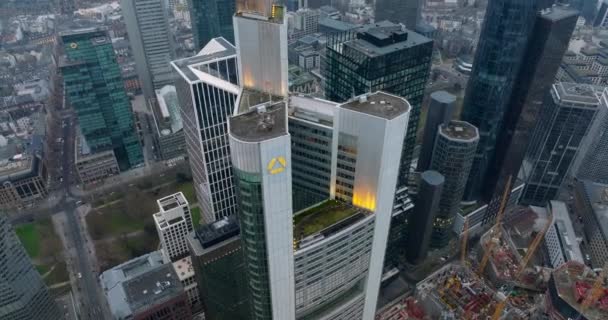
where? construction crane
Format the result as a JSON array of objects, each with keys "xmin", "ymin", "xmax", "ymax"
[
  {"xmin": 491, "ymin": 203, "xmax": 554, "ymax": 320},
  {"xmin": 477, "ymin": 176, "xmax": 513, "ymax": 275},
  {"xmin": 460, "ymin": 217, "xmax": 469, "ymax": 265},
  {"xmin": 576, "ymin": 262, "xmax": 608, "ymax": 320}
]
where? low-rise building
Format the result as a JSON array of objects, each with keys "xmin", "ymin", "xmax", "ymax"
[
  {"xmin": 544, "ymin": 201, "xmax": 584, "ymax": 268},
  {"xmin": 74, "ymin": 128, "xmax": 120, "ymax": 185},
  {"xmin": 100, "ymin": 251, "xmax": 192, "ymax": 320},
  {"xmin": 0, "ymin": 112, "xmax": 48, "ymax": 208},
  {"xmin": 171, "ymin": 256, "xmax": 200, "ymax": 312},
  {"xmin": 574, "ymin": 180, "xmax": 608, "ymax": 268}
]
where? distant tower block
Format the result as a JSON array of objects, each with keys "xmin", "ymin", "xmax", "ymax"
[
  {"xmin": 406, "ymin": 170, "xmax": 445, "ymax": 264},
  {"xmin": 417, "ymin": 90, "xmax": 456, "ymax": 172},
  {"xmin": 430, "ymin": 120, "xmax": 479, "ymax": 248}
]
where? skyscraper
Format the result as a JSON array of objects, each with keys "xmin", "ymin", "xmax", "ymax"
[
  {"xmin": 417, "ymin": 90, "xmax": 455, "ymax": 173},
  {"xmin": 171, "ymin": 38, "xmax": 240, "ymax": 223},
  {"xmin": 324, "ymin": 20, "xmax": 431, "ymax": 267},
  {"xmin": 461, "ymin": 0, "xmax": 553, "ymax": 202},
  {"xmin": 406, "ymin": 170, "xmax": 444, "ymax": 264},
  {"xmin": 188, "ymin": 0, "xmax": 236, "ymax": 50},
  {"xmin": 520, "ymin": 83, "xmax": 601, "ymax": 206},
  {"xmin": 482, "ymin": 6, "xmax": 579, "ymax": 223},
  {"xmin": 288, "ymin": 92, "xmax": 411, "ymax": 320},
  {"xmin": 573, "ymin": 88, "xmax": 608, "ymax": 184},
  {"xmin": 375, "ymin": 0, "xmax": 420, "ymax": 30},
  {"xmin": 429, "ymin": 121, "xmax": 479, "ymax": 247},
  {"xmin": 60, "ymin": 28, "xmax": 144, "ymax": 171},
  {"xmin": 0, "ymin": 214, "xmax": 61, "ymax": 320},
  {"xmin": 121, "ymin": 0, "xmax": 175, "ymax": 101},
  {"xmin": 229, "ymin": 102, "xmax": 295, "ymax": 320},
  {"xmin": 324, "ymin": 21, "xmax": 432, "ymax": 188}
]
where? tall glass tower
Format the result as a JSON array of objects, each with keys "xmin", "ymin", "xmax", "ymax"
[
  {"xmin": 188, "ymin": 0, "xmax": 236, "ymax": 50},
  {"xmin": 324, "ymin": 21, "xmax": 432, "ymax": 188},
  {"xmin": 520, "ymin": 83, "xmax": 601, "ymax": 206},
  {"xmin": 461, "ymin": 0, "xmax": 552, "ymax": 202},
  {"xmin": 0, "ymin": 214, "xmax": 61, "ymax": 320},
  {"xmin": 60, "ymin": 28, "xmax": 144, "ymax": 171},
  {"xmin": 121, "ymin": 0, "xmax": 175, "ymax": 100},
  {"xmin": 482, "ymin": 6, "xmax": 579, "ymax": 223}
]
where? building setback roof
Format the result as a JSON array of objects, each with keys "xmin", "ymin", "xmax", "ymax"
[
  {"xmin": 229, "ymin": 100, "xmax": 287, "ymax": 142},
  {"xmin": 340, "ymin": 91, "xmax": 409, "ymax": 120}
]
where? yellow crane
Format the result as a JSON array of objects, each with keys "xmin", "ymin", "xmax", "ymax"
[
  {"xmin": 460, "ymin": 217, "xmax": 470, "ymax": 265},
  {"xmin": 577, "ymin": 262, "xmax": 608, "ymax": 319},
  {"xmin": 491, "ymin": 202, "xmax": 554, "ymax": 320},
  {"xmin": 477, "ymin": 176, "xmax": 513, "ymax": 275}
]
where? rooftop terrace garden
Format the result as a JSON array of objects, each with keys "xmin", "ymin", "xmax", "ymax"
[{"xmin": 293, "ymin": 199, "xmax": 360, "ymax": 239}]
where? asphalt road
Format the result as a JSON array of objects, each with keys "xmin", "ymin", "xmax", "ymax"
[{"xmin": 59, "ymin": 117, "xmax": 111, "ymax": 320}]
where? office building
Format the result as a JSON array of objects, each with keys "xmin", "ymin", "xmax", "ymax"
[
  {"xmin": 594, "ymin": 0, "xmax": 608, "ymax": 28},
  {"xmin": 574, "ymin": 88, "xmax": 608, "ymax": 184},
  {"xmin": 325, "ymin": 21, "xmax": 432, "ymax": 187},
  {"xmin": 152, "ymin": 85, "xmax": 186, "ymax": 160},
  {"xmin": 229, "ymin": 102, "xmax": 295, "ymax": 320},
  {"xmin": 417, "ymin": 90, "xmax": 455, "ymax": 172},
  {"xmin": 544, "ymin": 201, "xmax": 583, "ymax": 268},
  {"xmin": 520, "ymin": 83, "xmax": 601, "ymax": 206},
  {"xmin": 289, "ymin": 92, "xmax": 410, "ymax": 320},
  {"xmin": 188, "ymin": 0, "xmax": 236, "ymax": 50},
  {"xmin": 574, "ymin": 180, "xmax": 608, "ymax": 268},
  {"xmin": 60, "ymin": 28, "xmax": 143, "ymax": 171},
  {"xmin": 406, "ymin": 170, "xmax": 444, "ymax": 264},
  {"xmin": 153, "ymin": 192, "xmax": 193, "ymax": 262},
  {"xmin": 461, "ymin": 0, "xmax": 554, "ymax": 202},
  {"xmin": 429, "ymin": 120, "xmax": 478, "ymax": 248},
  {"xmin": 288, "ymin": 95, "xmax": 337, "ymax": 212},
  {"xmin": 0, "ymin": 113, "xmax": 48, "ymax": 208},
  {"xmin": 171, "ymin": 37, "xmax": 240, "ymax": 223},
  {"xmin": 476, "ymin": 6, "xmax": 578, "ymax": 224},
  {"xmin": 100, "ymin": 251, "xmax": 192, "ymax": 320},
  {"xmin": 375, "ymin": 0, "xmax": 420, "ymax": 30},
  {"xmin": 75, "ymin": 126, "xmax": 120, "ymax": 185},
  {"xmin": 287, "ymin": 8, "xmax": 320, "ymax": 40},
  {"xmin": 187, "ymin": 216, "xmax": 250, "ymax": 319},
  {"xmin": 121, "ymin": 0, "xmax": 175, "ymax": 101},
  {"xmin": 171, "ymin": 256, "xmax": 200, "ymax": 311},
  {"xmin": 0, "ymin": 214, "xmax": 60, "ymax": 320}
]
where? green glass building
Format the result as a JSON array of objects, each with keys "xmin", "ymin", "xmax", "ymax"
[
  {"xmin": 324, "ymin": 21, "xmax": 432, "ymax": 187},
  {"xmin": 188, "ymin": 0, "xmax": 236, "ymax": 50},
  {"xmin": 188, "ymin": 216, "xmax": 251, "ymax": 320},
  {"xmin": 60, "ymin": 28, "xmax": 143, "ymax": 171}
]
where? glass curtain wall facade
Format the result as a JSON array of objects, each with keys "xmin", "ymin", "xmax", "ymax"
[
  {"xmin": 233, "ymin": 169, "xmax": 272, "ymax": 319},
  {"xmin": 429, "ymin": 121, "xmax": 478, "ymax": 248},
  {"xmin": 521, "ymin": 83, "xmax": 599, "ymax": 206},
  {"xmin": 172, "ymin": 40, "xmax": 240, "ymax": 222},
  {"xmin": 481, "ymin": 6, "xmax": 578, "ymax": 224},
  {"xmin": 60, "ymin": 29, "xmax": 143, "ymax": 170},
  {"xmin": 324, "ymin": 25, "xmax": 432, "ymax": 187},
  {"xmin": 0, "ymin": 214, "xmax": 60, "ymax": 320},
  {"xmin": 461, "ymin": 0, "xmax": 550, "ymax": 202},
  {"xmin": 289, "ymin": 119, "xmax": 333, "ymax": 212},
  {"xmin": 188, "ymin": 0, "xmax": 236, "ymax": 50}
]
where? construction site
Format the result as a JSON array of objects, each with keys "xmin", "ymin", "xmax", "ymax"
[
  {"xmin": 478, "ymin": 206, "xmax": 553, "ymax": 292},
  {"xmin": 375, "ymin": 177, "xmax": 608, "ymax": 320},
  {"xmin": 414, "ymin": 263, "xmax": 523, "ymax": 319},
  {"xmin": 546, "ymin": 261, "xmax": 608, "ymax": 320}
]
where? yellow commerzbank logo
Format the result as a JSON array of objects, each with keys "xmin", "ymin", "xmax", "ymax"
[{"xmin": 267, "ymin": 156, "xmax": 286, "ymax": 175}]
